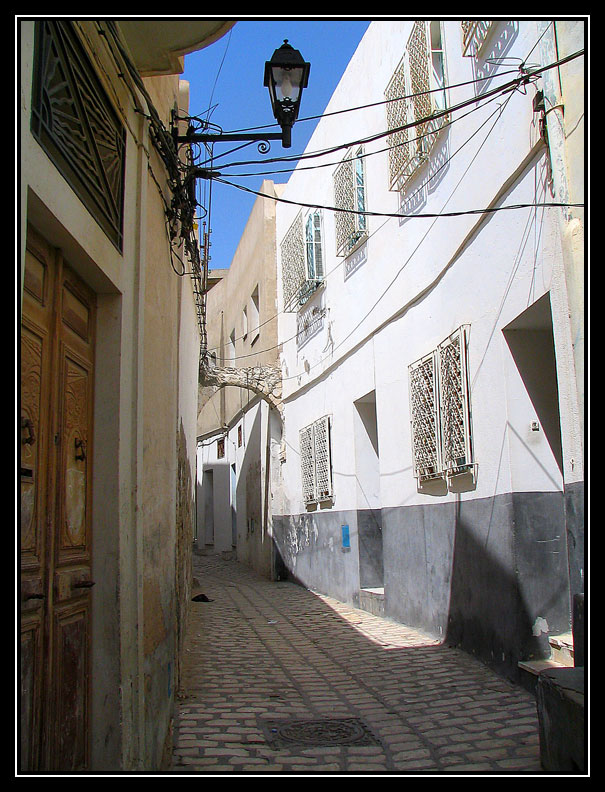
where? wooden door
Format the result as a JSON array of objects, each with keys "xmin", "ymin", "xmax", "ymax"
[{"xmin": 20, "ymin": 226, "xmax": 96, "ymax": 771}]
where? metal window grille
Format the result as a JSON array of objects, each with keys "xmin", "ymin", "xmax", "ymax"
[
  {"xmin": 438, "ymin": 327, "xmax": 473, "ymax": 476},
  {"xmin": 299, "ymin": 424, "xmax": 317, "ymax": 503},
  {"xmin": 461, "ymin": 21, "xmax": 494, "ymax": 57},
  {"xmin": 409, "ymin": 326, "xmax": 473, "ymax": 484},
  {"xmin": 281, "ymin": 210, "xmax": 324, "ymax": 311},
  {"xmin": 31, "ymin": 21, "xmax": 126, "ymax": 251},
  {"xmin": 299, "ymin": 416, "xmax": 333, "ymax": 503},
  {"xmin": 385, "ymin": 21, "xmax": 449, "ymax": 192},
  {"xmin": 409, "ymin": 352, "xmax": 442, "ymax": 480},
  {"xmin": 333, "ymin": 148, "xmax": 367, "ymax": 257},
  {"xmin": 314, "ymin": 416, "xmax": 333, "ymax": 501}
]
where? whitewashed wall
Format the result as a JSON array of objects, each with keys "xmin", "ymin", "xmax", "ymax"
[{"xmin": 273, "ymin": 20, "xmax": 583, "ymax": 676}]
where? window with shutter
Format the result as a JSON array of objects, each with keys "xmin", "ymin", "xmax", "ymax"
[
  {"xmin": 300, "ymin": 424, "xmax": 317, "ymax": 504},
  {"xmin": 305, "ymin": 210, "xmax": 324, "ymax": 281},
  {"xmin": 385, "ymin": 21, "xmax": 448, "ymax": 192},
  {"xmin": 409, "ymin": 326, "xmax": 474, "ymax": 486},
  {"xmin": 409, "ymin": 351, "xmax": 443, "ymax": 481},
  {"xmin": 281, "ymin": 209, "xmax": 325, "ymax": 311},
  {"xmin": 313, "ymin": 416, "xmax": 333, "ymax": 501},
  {"xmin": 438, "ymin": 327, "xmax": 473, "ymax": 476},
  {"xmin": 334, "ymin": 147, "xmax": 368, "ymax": 257},
  {"xmin": 299, "ymin": 416, "xmax": 334, "ymax": 504}
]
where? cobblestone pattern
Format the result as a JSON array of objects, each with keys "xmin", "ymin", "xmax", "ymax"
[{"xmin": 171, "ymin": 554, "xmax": 542, "ymax": 774}]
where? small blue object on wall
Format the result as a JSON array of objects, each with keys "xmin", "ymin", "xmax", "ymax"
[{"xmin": 341, "ymin": 524, "xmax": 350, "ymax": 549}]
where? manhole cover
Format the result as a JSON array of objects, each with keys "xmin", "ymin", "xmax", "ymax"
[{"xmin": 260, "ymin": 717, "xmax": 381, "ymax": 749}]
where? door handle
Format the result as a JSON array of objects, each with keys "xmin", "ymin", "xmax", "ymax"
[
  {"xmin": 72, "ymin": 580, "xmax": 95, "ymax": 589},
  {"xmin": 21, "ymin": 416, "xmax": 36, "ymax": 445},
  {"xmin": 24, "ymin": 593, "xmax": 46, "ymax": 600},
  {"xmin": 74, "ymin": 437, "xmax": 86, "ymax": 461}
]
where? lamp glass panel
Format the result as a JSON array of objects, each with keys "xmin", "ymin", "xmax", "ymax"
[{"xmin": 271, "ymin": 66, "xmax": 303, "ymax": 101}]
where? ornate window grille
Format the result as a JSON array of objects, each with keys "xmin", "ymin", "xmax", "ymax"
[
  {"xmin": 409, "ymin": 352, "xmax": 443, "ymax": 481},
  {"xmin": 461, "ymin": 21, "xmax": 494, "ymax": 58},
  {"xmin": 333, "ymin": 147, "xmax": 367, "ymax": 257},
  {"xmin": 31, "ymin": 21, "xmax": 126, "ymax": 251},
  {"xmin": 409, "ymin": 326, "xmax": 474, "ymax": 484},
  {"xmin": 438, "ymin": 327, "xmax": 473, "ymax": 476},
  {"xmin": 299, "ymin": 416, "xmax": 333, "ymax": 504},
  {"xmin": 385, "ymin": 21, "xmax": 448, "ymax": 192},
  {"xmin": 281, "ymin": 209, "xmax": 325, "ymax": 312}
]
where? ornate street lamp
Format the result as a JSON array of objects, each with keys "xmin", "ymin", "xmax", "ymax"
[
  {"xmin": 264, "ymin": 40, "xmax": 311, "ymax": 148},
  {"xmin": 173, "ymin": 40, "xmax": 310, "ymax": 150}
]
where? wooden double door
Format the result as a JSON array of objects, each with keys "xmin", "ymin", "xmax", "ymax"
[{"xmin": 20, "ymin": 226, "xmax": 96, "ymax": 771}]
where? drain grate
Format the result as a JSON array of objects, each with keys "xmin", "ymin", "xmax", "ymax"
[{"xmin": 259, "ymin": 717, "xmax": 381, "ymax": 749}]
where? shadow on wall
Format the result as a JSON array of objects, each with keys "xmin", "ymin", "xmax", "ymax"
[{"xmin": 445, "ymin": 490, "xmax": 569, "ymax": 680}]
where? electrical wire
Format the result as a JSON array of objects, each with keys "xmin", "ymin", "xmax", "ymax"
[
  {"xmin": 204, "ymin": 84, "xmax": 583, "ymax": 363},
  {"xmin": 203, "ymin": 27, "xmax": 233, "ymax": 127},
  {"xmin": 202, "ymin": 92, "xmax": 516, "ymax": 356},
  {"xmin": 201, "ymin": 56, "xmax": 585, "ymax": 361},
  {"xmin": 100, "ymin": 21, "xmax": 584, "ymax": 375},
  {"xmin": 213, "ymin": 177, "xmax": 582, "ymax": 224},
  {"xmin": 197, "ymin": 46, "xmax": 585, "ymax": 362},
  {"xmin": 213, "ymin": 89, "xmax": 518, "ymax": 179},
  {"xmin": 195, "ymin": 48, "xmax": 583, "ymax": 175},
  {"xmin": 209, "ymin": 65, "xmax": 523, "ymax": 136}
]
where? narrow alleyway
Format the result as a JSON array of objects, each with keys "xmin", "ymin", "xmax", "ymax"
[{"xmin": 171, "ymin": 553, "xmax": 542, "ymax": 774}]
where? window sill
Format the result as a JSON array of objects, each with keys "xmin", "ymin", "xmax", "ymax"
[{"xmin": 338, "ymin": 232, "xmax": 368, "ymax": 259}]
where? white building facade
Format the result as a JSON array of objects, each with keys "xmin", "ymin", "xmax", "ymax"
[{"xmin": 273, "ymin": 20, "xmax": 584, "ymax": 679}]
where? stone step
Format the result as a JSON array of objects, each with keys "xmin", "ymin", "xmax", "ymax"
[
  {"xmin": 518, "ymin": 658, "xmax": 568, "ymax": 675},
  {"xmin": 359, "ymin": 587, "xmax": 385, "ymax": 618},
  {"xmin": 518, "ymin": 633, "xmax": 575, "ymax": 695},
  {"xmin": 549, "ymin": 632, "xmax": 574, "ymax": 667}
]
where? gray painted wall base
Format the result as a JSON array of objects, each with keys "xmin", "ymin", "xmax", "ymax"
[
  {"xmin": 536, "ymin": 667, "xmax": 585, "ymax": 772},
  {"xmin": 274, "ymin": 488, "xmax": 578, "ymax": 679}
]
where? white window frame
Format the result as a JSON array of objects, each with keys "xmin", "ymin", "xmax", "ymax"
[
  {"xmin": 409, "ymin": 326, "xmax": 475, "ymax": 486},
  {"xmin": 304, "ymin": 208, "xmax": 325, "ymax": 285},
  {"xmin": 299, "ymin": 415, "xmax": 333, "ymax": 504},
  {"xmin": 281, "ymin": 209, "xmax": 325, "ymax": 312}
]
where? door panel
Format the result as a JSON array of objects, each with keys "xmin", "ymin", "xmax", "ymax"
[
  {"xmin": 20, "ymin": 234, "xmax": 54, "ymax": 771},
  {"xmin": 20, "ymin": 227, "xmax": 96, "ymax": 771},
  {"xmin": 20, "ymin": 610, "xmax": 44, "ymax": 770},
  {"xmin": 57, "ymin": 349, "xmax": 92, "ymax": 557},
  {"xmin": 51, "ymin": 603, "xmax": 91, "ymax": 770}
]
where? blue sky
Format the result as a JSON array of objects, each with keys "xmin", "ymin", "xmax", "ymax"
[{"xmin": 182, "ymin": 19, "xmax": 371, "ymax": 269}]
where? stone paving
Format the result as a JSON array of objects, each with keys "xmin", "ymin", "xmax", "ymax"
[{"xmin": 171, "ymin": 553, "xmax": 543, "ymax": 775}]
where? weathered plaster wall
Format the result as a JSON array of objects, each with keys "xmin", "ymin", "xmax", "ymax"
[
  {"xmin": 196, "ymin": 183, "xmax": 285, "ymax": 580},
  {"xmin": 21, "ymin": 22, "xmax": 201, "ymax": 770}
]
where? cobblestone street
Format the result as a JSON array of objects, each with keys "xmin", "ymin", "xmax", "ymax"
[{"xmin": 171, "ymin": 553, "xmax": 543, "ymax": 775}]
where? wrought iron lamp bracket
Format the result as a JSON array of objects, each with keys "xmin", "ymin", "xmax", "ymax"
[{"xmin": 170, "ymin": 111, "xmax": 285, "ymax": 154}]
